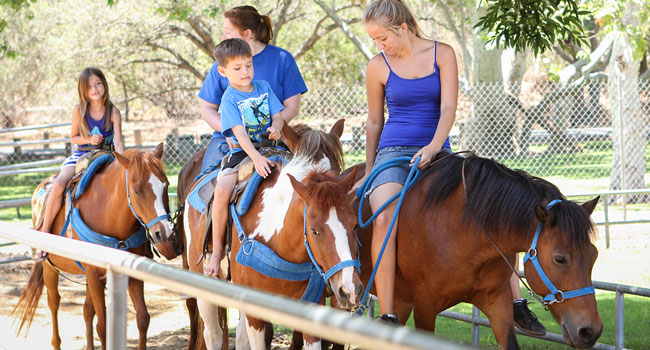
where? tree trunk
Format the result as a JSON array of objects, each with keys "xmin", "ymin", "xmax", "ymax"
[
  {"xmin": 460, "ymin": 9, "xmax": 517, "ymax": 158},
  {"xmin": 607, "ymin": 31, "xmax": 647, "ymax": 202}
]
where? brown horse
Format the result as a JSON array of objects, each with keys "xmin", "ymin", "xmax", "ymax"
[
  {"xmin": 348, "ymin": 152, "xmax": 602, "ymax": 349},
  {"xmin": 182, "ymin": 120, "xmax": 362, "ymax": 350},
  {"xmin": 13, "ymin": 144, "xmax": 183, "ymax": 350}
]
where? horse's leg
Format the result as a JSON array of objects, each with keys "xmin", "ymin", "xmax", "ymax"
[
  {"xmin": 127, "ymin": 277, "xmax": 150, "ymax": 350},
  {"xmin": 83, "ymin": 284, "xmax": 96, "ymax": 350},
  {"xmin": 244, "ymin": 315, "xmax": 268, "ymax": 350},
  {"xmin": 302, "ymin": 334, "xmax": 322, "ymax": 350},
  {"xmin": 474, "ymin": 292, "xmax": 520, "ymax": 350},
  {"xmin": 236, "ymin": 311, "xmax": 252, "ymax": 350},
  {"xmin": 394, "ymin": 300, "xmax": 413, "ymax": 326},
  {"xmin": 197, "ymin": 297, "xmax": 223, "ymax": 350},
  {"xmin": 43, "ymin": 262, "xmax": 62, "ymax": 350},
  {"xmin": 86, "ymin": 268, "xmax": 107, "ymax": 349}
]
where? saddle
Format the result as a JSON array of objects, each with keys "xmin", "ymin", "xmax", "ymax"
[
  {"xmin": 187, "ymin": 147, "xmax": 292, "ymax": 265},
  {"xmin": 33, "ymin": 150, "xmax": 113, "ymax": 233}
]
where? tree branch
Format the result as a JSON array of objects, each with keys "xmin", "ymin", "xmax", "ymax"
[
  {"xmin": 295, "ymin": 17, "xmax": 360, "ymax": 61},
  {"xmin": 313, "ymin": 0, "xmax": 373, "ymax": 61}
]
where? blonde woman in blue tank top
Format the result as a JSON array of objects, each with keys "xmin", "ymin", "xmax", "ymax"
[{"xmin": 355, "ymin": 0, "xmax": 458, "ymax": 324}]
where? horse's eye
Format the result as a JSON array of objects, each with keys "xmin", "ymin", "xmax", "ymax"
[
  {"xmin": 311, "ymin": 228, "xmax": 320, "ymax": 236},
  {"xmin": 353, "ymin": 224, "xmax": 359, "ymax": 232},
  {"xmin": 553, "ymin": 254, "xmax": 568, "ymax": 265}
]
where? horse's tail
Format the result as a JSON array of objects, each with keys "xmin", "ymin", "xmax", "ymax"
[{"xmin": 11, "ymin": 261, "xmax": 45, "ymax": 336}]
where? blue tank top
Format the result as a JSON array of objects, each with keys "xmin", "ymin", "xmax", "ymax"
[
  {"xmin": 82, "ymin": 105, "xmax": 114, "ymax": 147},
  {"xmin": 378, "ymin": 41, "xmax": 450, "ymax": 150}
]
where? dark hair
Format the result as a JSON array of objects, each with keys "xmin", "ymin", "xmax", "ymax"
[
  {"xmin": 213, "ymin": 38, "xmax": 253, "ymax": 66},
  {"xmin": 224, "ymin": 5, "xmax": 273, "ymax": 44}
]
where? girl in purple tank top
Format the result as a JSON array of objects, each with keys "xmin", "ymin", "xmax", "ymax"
[
  {"xmin": 34, "ymin": 67, "xmax": 125, "ymax": 261},
  {"xmin": 352, "ymin": 0, "xmax": 459, "ymax": 324}
]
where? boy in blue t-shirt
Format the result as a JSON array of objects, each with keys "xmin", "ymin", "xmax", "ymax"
[{"xmin": 204, "ymin": 38, "xmax": 285, "ymax": 277}]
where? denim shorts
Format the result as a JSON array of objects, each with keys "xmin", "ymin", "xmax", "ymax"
[
  {"xmin": 367, "ymin": 146, "xmax": 421, "ymax": 195},
  {"xmin": 366, "ymin": 146, "xmax": 453, "ymax": 196}
]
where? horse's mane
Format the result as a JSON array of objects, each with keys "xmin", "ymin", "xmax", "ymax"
[
  {"xmin": 422, "ymin": 153, "xmax": 595, "ymax": 247},
  {"xmin": 123, "ymin": 149, "xmax": 165, "ymax": 179},
  {"xmin": 291, "ymin": 123, "xmax": 345, "ymax": 172},
  {"xmin": 302, "ymin": 171, "xmax": 350, "ymax": 212}
]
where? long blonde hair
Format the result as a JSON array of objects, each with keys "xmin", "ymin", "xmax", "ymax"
[
  {"xmin": 77, "ymin": 67, "xmax": 112, "ymax": 137},
  {"xmin": 363, "ymin": 0, "xmax": 423, "ymax": 38}
]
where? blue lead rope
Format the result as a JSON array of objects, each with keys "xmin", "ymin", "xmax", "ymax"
[{"xmin": 354, "ymin": 156, "xmax": 421, "ymax": 315}]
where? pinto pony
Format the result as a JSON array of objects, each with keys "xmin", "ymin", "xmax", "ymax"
[
  {"xmin": 13, "ymin": 144, "xmax": 182, "ymax": 350},
  {"xmin": 182, "ymin": 120, "xmax": 363, "ymax": 350},
  {"xmin": 350, "ymin": 151, "xmax": 602, "ymax": 349}
]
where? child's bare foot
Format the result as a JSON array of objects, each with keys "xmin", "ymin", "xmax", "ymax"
[
  {"xmin": 203, "ymin": 251, "xmax": 222, "ymax": 277},
  {"xmin": 33, "ymin": 250, "xmax": 48, "ymax": 262}
]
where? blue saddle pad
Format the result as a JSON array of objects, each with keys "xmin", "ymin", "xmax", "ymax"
[{"xmin": 74, "ymin": 154, "xmax": 114, "ymax": 200}]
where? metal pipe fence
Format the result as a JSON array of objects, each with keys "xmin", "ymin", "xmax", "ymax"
[
  {"xmin": 429, "ymin": 276, "xmax": 650, "ymax": 350},
  {"xmin": 0, "ymin": 222, "xmax": 471, "ymax": 350}
]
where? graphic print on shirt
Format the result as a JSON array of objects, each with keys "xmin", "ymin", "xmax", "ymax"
[{"xmin": 237, "ymin": 92, "xmax": 270, "ymax": 142}]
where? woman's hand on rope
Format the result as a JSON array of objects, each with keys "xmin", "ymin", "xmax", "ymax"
[{"xmin": 411, "ymin": 145, "xmax": 440, "ymax": 169}]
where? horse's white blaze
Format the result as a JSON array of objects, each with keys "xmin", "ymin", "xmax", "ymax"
[
  {"xmin": 327, "ymin": 207, "xmax": 356, "ymax": 302},
  {"xmin": 148, "ymin": 175, "xmax": 172, "ymax": 238},
  {"xmin": 245, "ymin": 317, "xmax": 267, "ymax": 350},
  {"xmin": 252, "ymin": 156, "xmax": 331, "ymax": 242}
]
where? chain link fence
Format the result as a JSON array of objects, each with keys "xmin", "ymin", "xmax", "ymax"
[{"xmin": 1, "ymin": 80, "xmax": 649, "ymax": 204}]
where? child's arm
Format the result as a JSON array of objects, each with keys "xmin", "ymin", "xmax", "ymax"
[
  {"xmin": 267, "ymin": 113, "xmax": 284, "ymax": 140},
  {"xmin": 111, "ymin": 107, "xmax": 125, "ymax": 153},
  {"xmin": 70, "ymin": 106, "xmax": 99, "ymax": 146},
  {"xmin": 231, "ymin": 125, "xmax": 273, "ymax": 178}
]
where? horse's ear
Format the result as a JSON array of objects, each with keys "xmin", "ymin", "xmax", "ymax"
[
  {"xmin": 281, "ymin": 122, "xmax": 300, "ymax": 153},
  {"xmin": 582, "ymin": 196, "xmax": 600, "ymax": 215},
  {"xmin": 339, "ymin": 166, "xmax": 358, "ymax": 193},
  {"xmin": 153, "ymin": 142, "xmax": 164, "ymax": 159},
  {"xmin": 329, "ymin": 119, "xmax": 345, "ymax": 139},
  {"xmin": 114, "ymin": 151, "xmax": 131, "ymax": 169},
  {"xmin": 287, "ymin": 174, "xmax": 308, "ymax": 202},
  {"xmin": 535, "ymin": 204, "xmax": 548, "ymax": 224}
]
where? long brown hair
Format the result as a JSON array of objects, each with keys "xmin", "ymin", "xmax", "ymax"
[
  {"xmin": 363, "ymin": 0, "xmax": 424, "ymax": 38},
  {"xmin": 224, "ymin": 6, "xmax": 273, "ymax": 44},
  {"xmin": 77, "ymin": 67, "xmax": 112, "ymax": 137}
]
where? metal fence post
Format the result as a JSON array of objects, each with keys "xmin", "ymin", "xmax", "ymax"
[
  {"xmin": 616, "ymin": 76, "xmax": 627, "ymax": 220},
  {"xmin": 615, "ymin": 290, "xmax": 625, "ymax": 350},
  {"xmin": 472, "ymin": 306, "xmax": 480, "ymax": 346},
  {"xmin": 106, "ymin": 268, "xmax": 128, "ymax": 350},
  {"xmin": 603, "ymin": 194, "xmax": 610, "ymax": 248}
]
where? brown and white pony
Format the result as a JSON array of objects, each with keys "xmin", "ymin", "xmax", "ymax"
[
  {"xmin": 182, "ymin": 121, "xmax": 363, "ymax": 350},
  {"xmin": 13, "ymin": 144, "xmax": 182, "ymax": 350}
]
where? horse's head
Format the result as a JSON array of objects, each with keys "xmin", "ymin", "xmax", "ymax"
[
  {"xmin": 114, "ymin": 143, "xmax": 182, "ymax": 260},
  {"xmin": 287, "ymin": 167, "xmax": 363, "ymax": 309},
  {"xmin": 525, "ymin": 196, "xmax": 602, "ymax": 348}
]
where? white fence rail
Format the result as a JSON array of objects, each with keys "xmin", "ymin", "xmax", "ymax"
[{"xmin": 0, "ymin": 222, "xmax": 471, "ymax": 350}]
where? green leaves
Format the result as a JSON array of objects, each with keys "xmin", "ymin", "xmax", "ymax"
[{"xmin": 474, "ymin": 0, "xmax": 589, "ymax": 56}]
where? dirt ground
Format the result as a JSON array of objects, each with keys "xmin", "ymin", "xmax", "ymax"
[
  {"xmin": 0, "ymin": 244, "xmax": 294, "ymax": 350},
  {"xmin": 1, "ymin": 217, "xmax": 649, "ymax": 350}
]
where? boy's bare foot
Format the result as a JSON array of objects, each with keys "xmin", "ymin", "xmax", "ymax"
[
  {"xmin": 33, "ymin": 250, "xmax": 48, "ymax": 262},
  {"xmin": 203, "ymin": 251, "xmax": 222, "ymax": 277}
]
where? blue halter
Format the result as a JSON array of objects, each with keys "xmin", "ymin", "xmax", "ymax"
[
  {"xmin": 301, "ymin": 206, "xmax": 361, "ymax": 288},
  {"xmin": 125, "ymin": 169, "xmax": 171, "ymax": 234},
  {"xmin": 523, "ymin": 199, "xmax": 595, "ymax": 307}
]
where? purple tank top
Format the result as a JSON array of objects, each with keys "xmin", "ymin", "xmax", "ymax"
[
  {"xmin": 377, "ymin": 41, "xmax": 450, "ymax": 150},
  {"xmin": 84, "ymin": 105, "xmax": 114, "ymax": 145}
]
